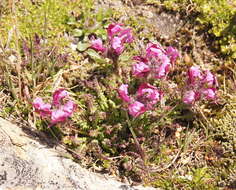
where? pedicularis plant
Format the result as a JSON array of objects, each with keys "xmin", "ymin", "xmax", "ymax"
[
  {"xmin": 33, "ymin": 23, "xmax": 219, "ymax": 159},
  {"xmin": 33, "ymin": 89, "xmax": 76, "ymax": 125},
  {"xmin": 90, "ymin": 23, "xmax": 134, "ymax": 57}
]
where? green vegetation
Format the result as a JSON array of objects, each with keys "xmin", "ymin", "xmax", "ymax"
[
  {"xmin": 0, "ymin": 0, "xmax": 235, "ymax": 189},
  {"xmin": 148, "ymin": 0, "xmax": 236, "ymax": 59}
]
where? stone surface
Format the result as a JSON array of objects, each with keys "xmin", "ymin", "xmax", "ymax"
[
  {"xmin": 0, "ymin": 118, "xmax": 156, "ymax": 190},
  {"xmin": 96, "ymin": 0, "xmax": 183, "ymax": 39}
]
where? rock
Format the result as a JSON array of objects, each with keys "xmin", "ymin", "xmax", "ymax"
[
  {"xmin": 0, "ymin": 118, "xmax": 156, "ymax": 190},
  {"xmin": 96, "ymin": 0, "xmax": 183, "ymax": 39}
]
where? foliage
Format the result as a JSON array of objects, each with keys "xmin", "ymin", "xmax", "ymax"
[
  {"xmin": 1, "ymin": 0, "xmax": 77, "ymax": 41},
  {"xmin": 210, "ymin": 94, "xmax": 236, "ymax": 154},
  {"xmin": 147, "ymin": 0, "xmax": 236, "ymax": 59}
]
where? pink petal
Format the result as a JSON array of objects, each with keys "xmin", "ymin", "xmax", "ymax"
[
  {"xmin": 63, "ymin": 100, "xmax": 77, "ymax": 116},
  {"xmin": 118, "ymin": 28, "xmax": 134, "ymax": 43},
  {"xmin": 137, "ymin": 83, "xmax": 162, "ymax": 109},
  {"xmin": 146, "ymin": 42, "xmax": 165, "ymax": 58},
  {"xmin": 183, "ymin": 90, "xmax": 197, "ymax": 104},
  {"xmin": 187, "ymin": 66, "xmax": 202, "ymax": 84},
  {"xmin": 111, "ymin": 37, "xmax": 124, "ymax": 55},
  {"xmin": 154, "ymin": 61, "xmax": 170, "ymax": 79},
  {"xmin": 52, "ymin": 89, "xmax": 68, "ymax": 106},
  {"xmin": 118, "ymin": 84, "xmax": 131, "ymax": 103},
  {"xmin": 166, "ymin": 46, "xmax": 179, "ymax": 64},
  {"xmin": 137, "ymin": 83, "xmax": 156, "ymax": 96},
  {"xmin": 201, "ymin": 88, "xmax": 216, "ymax": 100},
  {"xmin": 51, "ymin": 100, "xmax": 76, "ymax": 124},
  {"xmin": 132, "ymin": 62, "xmax": 150, "ymax": 77},
  {"xmin": 33, "ymin": 97, "xmax": 45, "ymax": 109},
  {"xmin": 107, "ymin": 23, "xmax": 123, "ymax": 39},
  {"xmin": 33, "ymin": 97, "xmax": 52, "ymax": 117},
  {"xmin": 146, "ymin": 43, "xmax": 171, "ymax": 79},
  {"xmin": 202, "ymin": 70, "xmax": 218, "ymax": 87},
  {"xmin": 51, "ymin": 109, "xmax": 68, "ymax": 124},
  {"xmin": 128, "ymin": 101, "xmax": 146, "ymax": 117},
  {"xmin": 91, "ymin": 38, "xmax": 106, "ymax": 53}
]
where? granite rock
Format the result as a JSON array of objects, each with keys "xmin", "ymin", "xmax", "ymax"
[{"xmin": 0, "ymin": 118, "xmax": 156, "ymax": 190}]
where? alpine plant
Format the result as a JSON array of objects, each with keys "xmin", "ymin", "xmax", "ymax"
[
  {"xmin": 183, "ymin": 66, "xmax": 218, "ymax": 105},
  {"xmin": 132, "ymin": 42, "xmax": 179, "ymax": 79},
  {"xmin": 33, "ymin": 89, "xmax": 76, "ymax": 125},
  {"xmin": 118, "ymin": 83, "xmax": 162, "ymax": 117},
  {"xmin": 90, "ymin": 23, "xmax": 134, "ymax": 57}
]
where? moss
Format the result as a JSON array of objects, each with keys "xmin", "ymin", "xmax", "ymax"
[
  {"xmin": 210, "ymin": 95, "xmax": 236, "ymax": 154},
  {"xmin": 147, "ymin": 0, "xmax": 236, "ymax": 59}
]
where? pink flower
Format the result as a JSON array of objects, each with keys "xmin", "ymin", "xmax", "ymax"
[
  {"xmin": 51, "ymin": 100, "xmax": 76, "ymax": 124},
  {"xmin": 107, "ymin": 23, "xmax": 123, "ymax": 39},
  {"xmin": 63, "ymin": 100, "xmax": 77, "ymax": 116},
  {"xmin": 52, "ymin": 89, "xmax": 68, "ymax": 106},
  {"xmin": 133, "ymin": 56, "xmax": 148, "ymax": 63},
  {"xmin": 33, "ymin": 89, "xmax": 77, "ymax": 125},
  {"xmin": 118, "ymin": 83, "xmax": 162, "ymax": 117},
  {"xmin": 132, "ymin": 62, "xmax": 150, "ymax": 77},
  {"xmin": 118, "ymin": 28, "xmax": 134, "ymax": 43},
  {"xmin": 138, "ymin": 42, "xmax": 172, "ymax": 79},
  {"xmin": 33, "ymin": 97, "xmax": 52, "ymax": 117},
  {"xmin": 187, "ymin": 66, "xmax": 202, "ymax": 84},
  {"xmin": 202, "ymin": 70, "xmax": 218, "ymax": 87},
  {"xmin": 51, "ymin": 109, "xmax": 68, "ymax": 123},
  {"xmin": 107, "ymin": 23, "xmax": 133, "ymax": 55},
  {"xmin": 201, "ymin": 88, "xmax": 216, "ymax": 100},
  {"xmin": 128, "ymin": 101, "xmax": 146, "ymax": 117},
  {"xmin": 154, "ymin": 61, "xmax": 171, "ymax": 79},
  {"xmin": 155, "ymin": 50, "xmax": 171, "ymax": 66},
  {"xmin": 118, "ymin": 84, "xmax": 131, "ymax": 103},
  {"xmin": 183, "ymin": 90, "xmax": 198, "ymax": 104},
  {"xmin": 137, "ymin": 83, "xmax": 162, "ymax": 109},
  {"xmin": 146, "ymin": 42, "xmax": 165, "ymax": 58},
  {"xmin": 183, "ymin": 67, "xmax": 218, "ymax": 105},
  {"xmin": 91, "ymin": 38, "xmax": 106, "ymax": 53},
  {"xmin": 111, "ymin": 37, "xmax": 124, "ymax": 55},
  {"xmin": 166, "ymin": 46, "xmax": 179, "ymax": 63}
]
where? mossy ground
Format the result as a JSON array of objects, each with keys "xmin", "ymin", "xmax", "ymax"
[{"xmin": 0, "ymin": 0, "xmax": 235, "ymax": 189}]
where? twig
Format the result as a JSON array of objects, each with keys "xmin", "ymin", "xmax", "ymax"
[
  {"xmin": 148, "ymin": 147, "xmax": 182, "ymax": 172},
  {"xmin": 0, "ymin": 126, "xmax": 26, "ymax": 150},
  {"xmin": 48, "ymin": 127, "xmax": 82, "ymax": 159}
]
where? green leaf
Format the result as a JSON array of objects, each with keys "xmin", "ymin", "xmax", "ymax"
[
  {"xmin": 86, "ymin": 49, "xmax": 106, "ymax": 63},
  {"xmin": 77, "ymin": 42, "xmax": 90, "ymax": 51},
  {"xmin": 67, "ymin": 17, "xmax": 77, "ymax": 26},
  {"xmin": 73, "ymin": 29, "xmax": 84, "ymax": 37},
  {"xmin": 119, "ymin": 54, "xmax": 130, "ymax": 62}
]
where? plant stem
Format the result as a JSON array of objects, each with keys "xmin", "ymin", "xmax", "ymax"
[
  {"xmin": 125, "ymin": 112, "xmax": 145, "ymax": 160},
  {"xmin": 112, "ymin": 56, "xmax": 122, "ymax": 76},
  {"xmin": 49, "ymin": 125, "xmax": 81, "ymax": 159}
]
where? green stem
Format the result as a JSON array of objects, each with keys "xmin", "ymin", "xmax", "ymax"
[
  {"xmin": 196, "ymin": 106, "xmax": 212, "ymax": 137},
  {"xmin": 125, "ymin": 112, "xmax": 145, "ymax": 160},
  {"xmin": 48, "ymin": 125, "xmax": 81, "ymax": 159},
  {"xmin": 49, "ymin": 126, "xmax": 60, "ymax": 141},
  {"xmin": 113, "ymin": 57, "xmax": 122, "ymax": 76}
]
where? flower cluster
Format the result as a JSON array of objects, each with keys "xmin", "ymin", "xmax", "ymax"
[
  {"xmin": 89, "ymin": 23, "xmax": 218, "ymax": 117},
  {"xmin": 183, "ymin": 66, "xmax": 218, "ymax": 104},
  {"xmin": 132, "ymin": 43, "xmax": 179, "ymax": 79},
  {"xmin": 117, "ymin": 42, "xmax": 179, "ymax": 117},
  {"xmin": 118, "ymin": 83, "xmax": 162, "ymax": 117},
  {"xmin": 33, "ymin": 89, "xmax": 76, "ymax": 124},
  {"xmin": 90, "ymin": 23, "xmax": 133, "ymax": 56}
]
